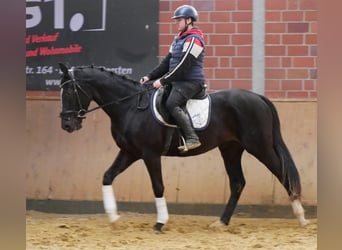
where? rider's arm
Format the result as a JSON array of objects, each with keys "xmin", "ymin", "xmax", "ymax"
[
  {"xmin": 160, "ymin": 36, "xmax": 203, "ymax": 85},
  {"xmin": 147, "ymin": 53, "xmax": 171, "ymax": 80}
]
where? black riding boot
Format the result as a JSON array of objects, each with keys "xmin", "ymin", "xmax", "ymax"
[{"xmin": 171, "ymin": 107, "xmax": 201, "ymax": 152}]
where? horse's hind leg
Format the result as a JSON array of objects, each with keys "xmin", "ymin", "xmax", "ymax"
[
  {"xmin": 248, "ymin": 144, "xmax": 309, "ymax": 226},
  {"xmin": 215, "ymin": 142, "xmax": 245, "ymax": 226}
]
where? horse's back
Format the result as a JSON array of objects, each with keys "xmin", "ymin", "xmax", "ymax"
[
  {"xmin": 210, "ymin": 88, "xmax": 261, "ymax": 103},
  {"xmin": 208, "ymin": 88, "xmax": 274, "ymax": 139},
  {"xmin": 210, "ymin": 88, "xmax": 271, "ymax": 115}
]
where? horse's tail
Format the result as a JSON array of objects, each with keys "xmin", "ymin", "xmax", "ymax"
[{"xmin": 260, "ymin": 95, "xmax": 301, "ymax": 199}]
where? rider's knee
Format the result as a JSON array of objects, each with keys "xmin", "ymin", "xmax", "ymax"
[{"xmin": 165, "ymin": 99, "xmax": 177, "ymax": 113}]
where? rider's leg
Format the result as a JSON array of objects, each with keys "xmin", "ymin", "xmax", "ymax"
[
  {"xmin": 171, "ymin": 106, "xmax": 201, "ymax": 151},
  {"xmin": 166, "ymin": 81, "xmax": 202, "ymax": 151}
]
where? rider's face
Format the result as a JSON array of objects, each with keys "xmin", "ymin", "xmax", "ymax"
[{"xmin": 174, "ymin": 18, "xmax": 190, "ymax": 32}]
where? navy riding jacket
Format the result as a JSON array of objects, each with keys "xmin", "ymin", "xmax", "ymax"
[{"xmin": 147, "ymin": 28, "xmax": 205, "ymax": 85}]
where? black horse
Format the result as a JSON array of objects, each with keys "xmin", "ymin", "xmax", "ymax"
[{"xmin": 58, "ymin": 63, "xmax": 308, "ymax": 232}]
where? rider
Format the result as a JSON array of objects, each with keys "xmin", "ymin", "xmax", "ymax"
[{"xmin": 140, "ymin": 5, "xmax": 206, "ymax": 152}]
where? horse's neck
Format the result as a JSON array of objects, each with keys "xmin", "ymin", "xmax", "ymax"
[
  {"xmin": 89, "ymin": 73, "xmax": 134, "ymax": 101},
  {"xmin": 90, "ymin": 75, "xmax": 140, "ymax": 119}
]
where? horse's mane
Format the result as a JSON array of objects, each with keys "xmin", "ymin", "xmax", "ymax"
[{"xmin": 74, "ymin": 65, "xmax": 140, "ymax": 86}]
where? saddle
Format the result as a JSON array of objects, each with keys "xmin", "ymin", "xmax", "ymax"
[{"xmin": 151, "ymin": 86, "xmax": 211, "ymax": 130}]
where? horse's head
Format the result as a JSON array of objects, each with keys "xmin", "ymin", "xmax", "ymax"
[{"xmin": 58, "ymin": 63, "xmax": 92, "ymax": 133}]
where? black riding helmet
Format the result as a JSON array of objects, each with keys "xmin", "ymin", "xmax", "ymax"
[{"xmin": 171, "ymin": 5, "xmax": 198, "ymax": 22}]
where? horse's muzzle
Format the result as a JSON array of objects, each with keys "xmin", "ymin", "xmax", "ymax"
[{"xmin": 61, "ymin": 117, "xmax": 82, "ymax": 133}]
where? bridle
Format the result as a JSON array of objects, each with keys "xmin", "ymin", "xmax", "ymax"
[
  {"xmin": 59, "ymin": 68, "xmax": 154, "ymax": 120},
  {"xmin": 59, "ymin": 80, "xmax": 89, "ymax": 120}
]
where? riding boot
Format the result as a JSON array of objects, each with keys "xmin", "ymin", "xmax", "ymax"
[{"xmin": 171, "ymin": 107, "xmax": 201, "ymax": 151}]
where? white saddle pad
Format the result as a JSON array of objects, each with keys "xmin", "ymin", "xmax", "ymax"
[{"xmin": 151, "ymin": 91, "xmax": 211, "ymax": 130}]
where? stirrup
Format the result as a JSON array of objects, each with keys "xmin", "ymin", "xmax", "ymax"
[
  {"xmin": 178, "ymin": 142, "xmax": 201, "ymax": 152},
  {"xmin": 178, "ymin": 136, "xmax": 188, "ymax": 152},
  {"xmin": 178, "ymin": 136, "xmax": 201, "ymax": 152}
]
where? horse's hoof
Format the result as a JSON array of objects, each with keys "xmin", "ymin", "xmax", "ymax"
[
  {"xmin": 299, "ymin": 219, "xmax": 310, "ymax": 227},
  {"xmin": 153, "ymin": 222, "xmax": 164, "ymax": 234},
  {"xmin": 209, "ymin": 220, "xmax": 225, "ymax": 228},
  {"xmin": 110, "ymin": 221, "xmax": 120, "ymax": 230},
  {"xmin": 107, "ymin": 214, "xmax": 120, "ymax": 230}
]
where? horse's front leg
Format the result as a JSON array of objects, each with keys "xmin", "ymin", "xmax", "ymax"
[
  {"xmin": 102, "ymin": 150, "xmax": 138, "ymax": 224},
  {"xmin": 143, "ymin": 154, "xmax": 169, "ymax": 233}
]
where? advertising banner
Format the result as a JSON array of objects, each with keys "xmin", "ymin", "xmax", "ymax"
[{"xmin": 26, "ymin": 0, "xmax": 159, "ymax": 91}]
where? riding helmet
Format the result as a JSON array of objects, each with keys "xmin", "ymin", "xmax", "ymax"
[{"xmin": 171, "ymin": 5, "xmax": 198, "ymax": 22}]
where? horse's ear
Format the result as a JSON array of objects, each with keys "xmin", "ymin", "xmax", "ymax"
[{"xmin": 58, "ymin": 63, "xmax": 69, "ymax": 76}]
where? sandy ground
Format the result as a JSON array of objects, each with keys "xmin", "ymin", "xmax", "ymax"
[{"xmin": 26, "ymin": 211, "xmax": 316, "ymax": 250}]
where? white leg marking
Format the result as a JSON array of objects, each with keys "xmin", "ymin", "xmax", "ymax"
[
  {"xmin": 102, "ymin": 185, "xmax": 120, "ymax": 222},
  {"xmin": 291, "ymin": 199, "xmax": 309, "ymax": 226},
  {"xmin": 155, "ymin": 197, "xmax": 169, "ymax": 224}
]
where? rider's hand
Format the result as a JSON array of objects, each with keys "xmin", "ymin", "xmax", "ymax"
[
  {"xmin": 153, "ymin": 79, "xmax": 162, "ymax": 89},
  {"xmin": 140, "ymin": 76, "xmax": 150, "ymax": 84}
]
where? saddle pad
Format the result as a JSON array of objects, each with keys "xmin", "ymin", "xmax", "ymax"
[{"xmin": 151, "ymin": 90, "xmax": 211, "ymax": 130}]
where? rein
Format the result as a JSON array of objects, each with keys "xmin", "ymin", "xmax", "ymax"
[
  {"xmin": 60, "ymin": 78, "xmax": 154, "ymax": 119},
  {"xmin": 85, "ymin": 86, "xmax": 154, "ymax": 115}
]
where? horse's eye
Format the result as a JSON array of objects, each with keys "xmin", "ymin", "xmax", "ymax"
[{"xmin": 63, "ymin": 88, "xmax": 73, "ymax": 96}]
